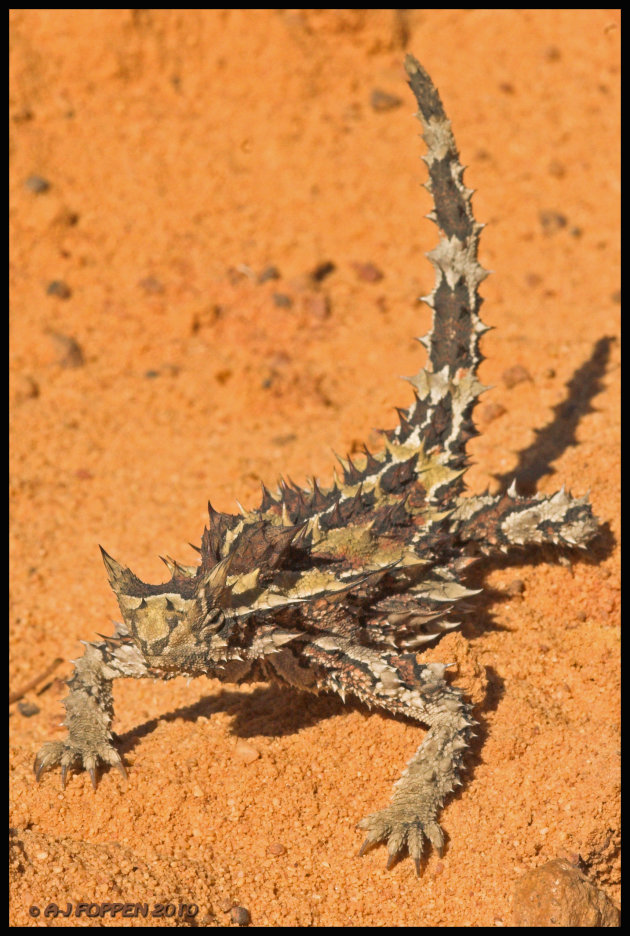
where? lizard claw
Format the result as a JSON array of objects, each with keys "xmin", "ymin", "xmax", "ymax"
[
  {"xmin": 358, "ymin": 838, "xmax": 373, "ymax": 858},
  {"xmin": 34, "ymin": 737, "xmax": 127, "ymax": 789},
  {"xmin": 358, "ymin": 805, "xmax": 445, "ymax": 873}
]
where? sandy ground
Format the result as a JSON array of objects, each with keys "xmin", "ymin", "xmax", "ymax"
[{"xmin": 10, "ymin": 10, "xmax": 619, "ymax": 927}]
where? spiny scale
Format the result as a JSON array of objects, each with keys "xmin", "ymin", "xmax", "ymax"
[{"xmin": 34, "ymin": 55, "xmax": 597, "ymax": 875}]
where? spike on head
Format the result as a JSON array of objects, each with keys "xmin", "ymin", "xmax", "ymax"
[
  {"xmin": 99, "ymin": 546, "xmax": 147, "ymax": 597},
  {"xmin": 202, "ymin": 553, "xmax": 234, "ymax": 593},
  {"xmin": 99, "ymin": 545, "xmax": 126, "ymax": 584},
  {"xmin": 160, "ymin": 555, "xmax": 197, "ymax": 579}
]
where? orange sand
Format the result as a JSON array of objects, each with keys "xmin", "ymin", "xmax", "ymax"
[{"xmin": 10, "ymin": 10, "xmax": 619, "ymax": 926}]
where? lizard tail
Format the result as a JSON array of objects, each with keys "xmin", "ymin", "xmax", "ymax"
[{"xmin": 396, "ymin": 56, "xmax": 490, "ymax": 475}]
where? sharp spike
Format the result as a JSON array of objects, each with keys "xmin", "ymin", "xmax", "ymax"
[
  {"xmin": 99, "ymin": 546, "xmax": 127, "ymax": 584},
  {"xmin": 342, "ymin": 454, "xmax": 362, "ymax": 485},
  {"xmin": 160, "ymin": 554, "xmax": 197, "ymax": 579},
  {"xmin": 160, "ymin": 554, "xmax": 175, "ymax": 575},
  {"xmin": 309, "ymin": 477, "xmax": 329, "ymax": 511},
  {"xmin": 362, "ymin": 445, "xmax": 381, "ymax": 475},
  {"xmin": 203, "ymin": 554, "xmax": 234, "ymax": 592},
  {"xmin": 259, "ymin": 482, "xmax": 277, "ymax": 511},
  {"xmin": 396, "ymin": 407, "xmax": 413, "ymax": 439}
]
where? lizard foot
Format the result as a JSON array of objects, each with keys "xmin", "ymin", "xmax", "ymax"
[
  {"xmin": 358, "ymin": 804, "xmax": 444, "ymax": 875},
  {"xmin": 34, "ymin": 738, "xmax": 127, "ymax": 790}
]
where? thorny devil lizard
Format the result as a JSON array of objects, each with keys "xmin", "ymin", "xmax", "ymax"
[{"xmin": 35, "ymin": 56, "xmax": 598, "ymax": 873}]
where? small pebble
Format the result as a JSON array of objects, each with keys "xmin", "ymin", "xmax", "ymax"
[
  {"xmin": 524, "ymin": 272, "xmax": 543, "ymax": 289},
  {"xmin": 310, "ymin": 260, "xmax": 335, "ymax": 283},
  {"xmin": 46, "ymin": 280, "xmax": 72, "ymax": 300},
  {"xmin": 48, "ymin": 331, "xmax": 84, "ymax": 368},
  {"xmin": 506, "ymin": 578, "xmax": 525, "ymax": 597},
  {"xmin": 479, "ymin": 401, "xmax": 506, "ymax": 424},
  {"xmin": 61, "ymin": 209, "xmax": 80, "ymax": 227},
  {"xmin": 370, "ymin": 89, "xmax": 403, "ymax": 112},
  {"xmin": 230, "ymin": 906, "xmax": 251, "ymax": 927},
  {"xmin": 539, "ymin": 210, "xmax": 568, "ymax": 235},
  {"xmin": 543, "ymin": 45, "xmax": 562, "ymax": 62},
  {"xmin": 352, "ymin": 261, "xmax": 384, "ymax": 283},
  {"xmin": 271, "ymin": 433, "xmax": 297, "ymax": 447},
  {"xmin": 267, "ymin": 842, "xmax": 287, "ymax": 856},
  {"xmin": 303, "ymin": 294, "xmax": 330, "ymax": 320},
  {"xmin": 12, "ymin": 374, "xmax": 40, "ymax": 404},
  {"xmin": 25, "ymin": 174, "xmax": 51, "ymax": 194},
  {"xmin": 502, "ymin": 365, "xmax": 532, "ymax": 389},
  {"xmin": 233, "ymin": 740, "xmax": 260, "ymax": 764},
  {"xmin": 547, "ymin": 160, "xmax": 566, "ymax": 178},
  {"xmin": 215, "ymin": 369, "xmax": 232, "ymax": 385},
  {"xmin": 138, "ymin": 276, "xmax": 165, "ymax": 294},
  {"xmin": 258, "ymin": 265, "xmax": 280, "ymax": 283},
  {"xmin": 273, "ymin": 293, "xmax": 293, "ymax": 309}
]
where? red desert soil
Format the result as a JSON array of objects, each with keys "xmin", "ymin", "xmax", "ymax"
[{"xmin": 10, "ymin": 10, "xmax": 619, "ymax": 927}]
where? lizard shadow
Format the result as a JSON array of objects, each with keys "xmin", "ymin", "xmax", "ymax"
[
  {"xmin": 453, "ymin": 330, "xmax": 617, "ymax": 641},
  {"xmin": 492, "ymin": 334, "xmax": 616, "ymax": 498},
  {"xmin": 113, "ymin": 682, "xmax": 353, "ymax": 762}
]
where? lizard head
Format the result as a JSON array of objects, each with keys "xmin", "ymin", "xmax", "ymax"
[{"xmin": 99, "ymin": 546, "xmax": 230, "ymax": 669}]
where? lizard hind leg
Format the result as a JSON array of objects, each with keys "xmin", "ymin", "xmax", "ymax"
[
  {"xmin": 356, "ymin": 655, "xmax": 476, "ymax": 873},
  {"xmin": 282, "ymin": 637, "xmax": 477, "ymax": 873}
]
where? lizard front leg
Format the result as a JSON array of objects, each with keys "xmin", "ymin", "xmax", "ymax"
[{"xmin": 34, "ymin": 624, "xmax": 150, "ymax": 789}]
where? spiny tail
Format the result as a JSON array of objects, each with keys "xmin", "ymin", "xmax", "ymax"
[{"xmin": 396, "ymin": 56, "xmax": 490, "ymax": 474}]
